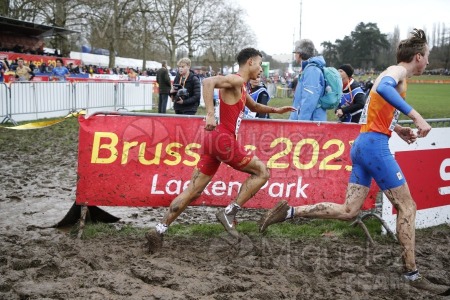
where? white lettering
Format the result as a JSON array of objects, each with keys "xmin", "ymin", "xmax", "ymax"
[
  {"xmin": 439, "ymin": 158, "xmax": 450, "ymax": 195},
  {"xmin": 268, "ymin": 182, "xmax": 284, "ymax": 197},
  {"xmin": 285, "ymin": 181, "xmax": 296, "ymax": 197},
  {"xmin": 150, "ymin": 175, "xmax": 309, "ymax": 199},
  {"xmin": 228, "ymin": 181, "xmax": 242, "ymax": 196},
  {"xmin": 295, "ymin": 177, "xmax": 309, "ymax": 198},
  {"xmin": 167, "ymin": 179, "xmax": 182, "ymax": 195},
  {"xmin": 211, "ymin": 181, "xmax": 227, "ymax": 196},
  {"xmin": 150, "ymin": 174, "xmax": 164, "ymax": 194}
]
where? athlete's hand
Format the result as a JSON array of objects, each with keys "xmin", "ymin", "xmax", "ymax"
[
  {"xmin": 396, "ymin": 126, "xmax": 417, "ymax": 144},
  {"xmin": 273, "ymin": 106, "xmax": 297, "ymax": 114},
  {"xmin": 408, "ymin": 109, "xmax": 431, "ymax": 138},
  {"xmin": 204, "ymin": 114, "xmax": 216, "ymax": 131},
  {"xmin": 415, "ymin": 119, "xmax": 431, "ymax": 138}
]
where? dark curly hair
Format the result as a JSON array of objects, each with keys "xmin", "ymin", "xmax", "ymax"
[
  {"xmin": 236, "ymin": 48, "xmax": 262, "ymax": 66},
  {"xmin": 397, "ymin": 28, "xmax": 428, "ymax": 63}
]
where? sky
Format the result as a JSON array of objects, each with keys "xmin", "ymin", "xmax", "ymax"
[{"xmin": 234, "ymin": 0, "xmax": 450, "ymax": 55}]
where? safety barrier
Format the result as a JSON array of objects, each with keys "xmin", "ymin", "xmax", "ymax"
[
  {"xmin": 276, "ymin": 86, "xmax": 291, "ymax": 98},
  {"xmin": 117, "ymin": 81, "xmax": 153, "ymax": 111},
  {"xmin": 0, "ymin": 81, "xmax": 154, "ymax": 123},
  {"xmin": 10, "ymin": 82, "xmax": 73, "ymax": 123},
  {"xmin": 0, "ymin": 83, "xmax": 12, "ymax": 124},
  {"xmin": 398, "ymin": 118, "xmax": 450, "ymax": 128}
]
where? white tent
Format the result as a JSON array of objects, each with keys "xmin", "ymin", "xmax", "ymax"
[{"xmin": 69, "ymin": 51, "xmax": 161, "ymax": 69}]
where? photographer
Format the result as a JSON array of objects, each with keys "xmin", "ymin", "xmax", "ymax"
[{"xmin": 170, "ymin": 57, "xmax": 201, "ymax": 115}]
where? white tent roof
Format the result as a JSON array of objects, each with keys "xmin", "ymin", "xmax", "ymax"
[{"xmin": 69, "ymin": 51, "xmax": 161, "ymax": 69}]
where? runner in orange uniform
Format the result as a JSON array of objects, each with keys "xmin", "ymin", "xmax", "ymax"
[{"xmin": 259, "ymin": 29, "xmax": 450, "ymax": 295}]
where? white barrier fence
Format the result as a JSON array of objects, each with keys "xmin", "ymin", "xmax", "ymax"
[
  {"xmin": 0, "ymin": 83, "xmax": 9, "ymax": 123},
  {"xmin": 0, "ymin": 81, "xmax": 155, "ymax": 124}
]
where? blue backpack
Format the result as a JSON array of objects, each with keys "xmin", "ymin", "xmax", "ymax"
[{"xmin": 304, "ymin": 62, "xmax": 343, "ymax": 110}]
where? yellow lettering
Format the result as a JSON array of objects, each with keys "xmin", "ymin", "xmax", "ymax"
[
  {"xmin": 164, "ymin": 143, "xmax": 182, "ymax": 166},
  {"xmin": 267, "ymin": 138, "xmax": 291, "ymax": 169},
  {"xmin": 319, "ymin": 139, "xmax": 344, "ymax": 170},
  {"xmin": 138, "ymin": 142, "xmax": 163, "ymax": 165},
  {"xmin": 293, "ymin": 138, "xmax": 319, "ymax": 170},
  {"xmin": 122, "ymin": 141, "xmax": 139, "ymax": 164},
  {"xmin": 184, "ymin": 143, "xmax": 201, "ymax": 166},
  {"xmin": 91, "ymin": 132, "xmax": 119, "ymax": 164}
]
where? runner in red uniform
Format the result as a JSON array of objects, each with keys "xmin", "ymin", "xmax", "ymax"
[{"xmin": 146, "ymin": 48, "xmax": 296, "ymax": 251}]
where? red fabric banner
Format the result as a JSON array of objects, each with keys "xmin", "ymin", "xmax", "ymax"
[
  {"xmin": 0, "ymin": 52, "xmax": 81, "ymax": 67},
  {"xmin": 396, "ymin": 149, "xmax": 450, "ymax": 210},
  {"xmin": 76, "ymin": 114, "xmax": 378, "ymax": 209}
]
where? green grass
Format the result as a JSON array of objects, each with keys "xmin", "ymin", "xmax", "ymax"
[
  {"xmin": 263, "ymin": 82, "xmax": 450, "ymax": 121},
  {"xmin": 80, "ymin": 217, "xmax": 386, "ymax": 241},
  {"xmin": 80, "ymin": 218, "xmax": 450, "ymax": 244},
  {"xmin": 191, "ymin": 82, "xmax": 450, "ymax": 121},
  {"xmin": 403, "ymin": 84, "xmax": 450, "ymax": 119}
]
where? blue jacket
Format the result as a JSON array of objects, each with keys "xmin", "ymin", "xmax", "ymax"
[{"xmin": 289, "ymin": 56, "xmax": 327, "ymax": 121}]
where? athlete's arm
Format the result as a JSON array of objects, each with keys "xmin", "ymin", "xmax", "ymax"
[
  {"xmin": 376, "ymin": 76, "xmax": 412, "ymax": 115},
  {"xmin": 246, "ymin": 94, "xmax": 296, "ymax": 114},
  {"xmin": 202, "ymin": 77, "xmax": 219, "ymax": 131}
]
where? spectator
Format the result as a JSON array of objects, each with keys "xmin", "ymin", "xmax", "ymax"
[
  {"xmin": 156, "ymin": 60, "xmax": 172, "ymax": 114},
  {"xmin": 245, "ymin": 74, "xmax": 271, "ymax": 119},
  {"xmin": 0, "ymin": 58, "xmax": 9, "ymax": 83},
  {"xmin": 14, "ymin": 58, "xmax": 34, "ymax": 81},
  {"xmin": 170, "ymin": 57, "xmax": 201, "ymax": 115},
  {"xmin": 290, "ymin": 39, "xmax": 327, "ymax": 121},
  {"xmin": 51, "ymin": 58, "xmax": 69, "ymax": 81},
  {"xmin": 128, "ymin": 68, "xmax": 138, "ymax": 81},
  {"xmin": 38, "ymin": 62, "xmax": 48, "ymax": 74},
  {"xmin": 335, "ymin": 64, "xmax": 366, "ymax": 123}
]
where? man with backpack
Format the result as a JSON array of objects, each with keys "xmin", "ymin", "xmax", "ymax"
[{"xmin": 290, "ymin": 39, "xmax": 340, "ymax": 121}]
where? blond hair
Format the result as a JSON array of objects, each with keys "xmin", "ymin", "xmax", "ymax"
[{"xmin": 177, "ymin": 57, "xmax": 191, "ymax": 67}]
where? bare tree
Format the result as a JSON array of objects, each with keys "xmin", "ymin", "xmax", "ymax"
[
  {"xmin": 149, "ymin": 0, "xmax": 186, "ymax": 67},
  {"xmin": 177, "ymin": 0, "xmax": 220, "ymax": 59},
  {"xmin": 2, "ymin": 0, "xmax": 38, "ymax": 21},
  {"xmin": 32, "ymin": 0, "xmax": 87, "ymax": 56},
  {"xmin": 85, "ymin": 0, "xmax": 139, "ymax": 68},
  {"xmin": 202, "ymin": 3, "xmax": 256, "ymax": 74},
  {"xmin": 0, "ymin": 0, "xmax": 10, "ymax": 15}
]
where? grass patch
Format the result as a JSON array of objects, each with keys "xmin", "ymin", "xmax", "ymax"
[{"xmin": 79, "ymin": 217, "xmax": 391, "ymax": 242}]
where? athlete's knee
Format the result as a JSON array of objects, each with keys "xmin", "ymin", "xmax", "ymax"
[
  {"xmin": 341, "ymin": 205, "xmax": 361, "ymax": 220},
  {"xmin": 396, "ymin": 199, "xmax": 416, "ymax": 216},
  {"xmin": 256, "ymin": 164, "xmax": 270, "ymax": 181}
]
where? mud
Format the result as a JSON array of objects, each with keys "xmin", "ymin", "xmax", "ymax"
[{"xmin": 1, "ymin": 119, "xmax": 449, "ymax": 300}]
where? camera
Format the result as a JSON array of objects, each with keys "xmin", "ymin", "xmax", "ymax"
[
  {"xmin": 170, "ymin": 84, "xmax": 189, "ymax": 100},
  {"xmin": 170, "ymin": 84, "xmax": 182, "ymax": 98},
  {"xmin": 176, "ymin": 88, "xmax": 189, "ymax": 100}
]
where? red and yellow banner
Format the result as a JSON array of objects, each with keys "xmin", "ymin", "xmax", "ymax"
[
  {"xmin": 76, "ymin": 114, "xmax": 378, "ymax": 209},
  {"xmin": 0, "ymin": 52, "xmax": 81, "ymax": 68}
]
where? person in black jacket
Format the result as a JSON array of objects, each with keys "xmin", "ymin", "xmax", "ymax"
[
  {"xmin": 170, "ymin": 57, "xmax": 201, "ymax": 115},
  {"xmin": 335, "ymin": 64, "xmax": 366, "ymax": 123},
  {"xmin": 245, "ymin": 75, "xmax": 271, "ymax": 118},
  {"xmin": 156, "ymin": 60, "xmax": 172, "ymax": 113}
]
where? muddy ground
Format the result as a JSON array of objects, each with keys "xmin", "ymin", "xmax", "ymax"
[{"xmin": 0, "ymin": 118, "xmax": 449, "ymax": 300}]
